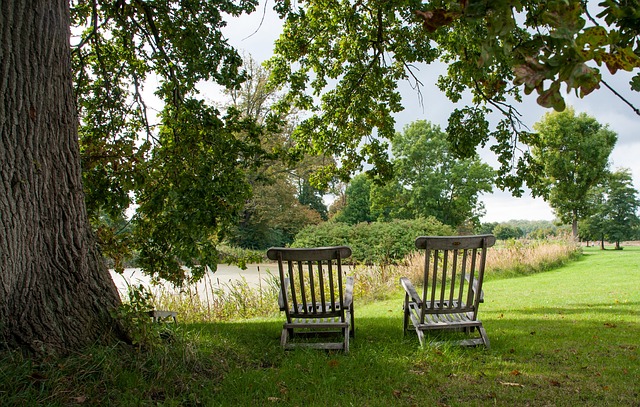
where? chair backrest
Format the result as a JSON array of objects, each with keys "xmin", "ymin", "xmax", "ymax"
[
  {"xmin": 266, "ymin": 246, "xmax": 352, "ymax": 323},
  {"xmin": 415, "ymin": 235, "xmax": 496, "ymax": 323}
]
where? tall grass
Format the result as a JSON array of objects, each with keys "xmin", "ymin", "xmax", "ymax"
[
  {"xmin": 144, "ymin": 238, "xmax": 581, "ymax": 319},
  {"xmin": 149, "ymin": 270, "xmax": 281, "ymax": 323},
  {"xmin": 396, "ymin": 237, "xmax": 581, "ymax": 287},
  {"xmin": 485, "ymin": 237, "xmax": 581, "ymax": 278}
]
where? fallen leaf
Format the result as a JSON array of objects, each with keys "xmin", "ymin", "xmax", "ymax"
[
  {"xmin": 328, "ymin": 359, "xmax": 339, "ymax": 368},
  {"xmin": 393, "ymin": 389, "xmax": 402, "ymax": 398},
  {"xmin": 267, "ymin": 397, "xmax": 280, "ymax": 402},
  {"xmin": 604, "ymin": 322, "xmax": 617, "ymax": 328},
  {"xmin": 71, "ymin": 396, "xmax": 87, "ymax": 404},
  {"xmin": 549, "ymin": 380, "xmax": 562, "ymax": 387},
  {"xmin": 510, "ymin": 370, "xmax": 521, "ymax": 376},
  {"xmin": 499, "ymin": 381, "xmax": 524, "ymax": 388}
]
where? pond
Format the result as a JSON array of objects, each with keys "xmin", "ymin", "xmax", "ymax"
[{"xmin": 109, "ymin": 263, "xmax": 279, "ymax": 300}]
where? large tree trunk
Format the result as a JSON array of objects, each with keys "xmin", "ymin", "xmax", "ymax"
[{"xmin": 1, "ymin": 0, "xmax": 123, "ymax": 353}]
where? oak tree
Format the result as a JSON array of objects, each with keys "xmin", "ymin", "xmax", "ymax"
[{"xmin": 1, "ymin": 0, "xmax": 124, "ymax": 352}]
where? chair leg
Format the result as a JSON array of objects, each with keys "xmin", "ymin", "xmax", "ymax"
[
  {"xmin": 402, "ymin": 295, "xmax": 410, "ymax": 336},
  {"xmin": 343, "ymin": 326, "xmax": 350, "ymax": 353},
  {"xmin": 280, "ymin": 328, "xmax": 289, "ymax": 349},
  {"xmin": 349, "ymin": 308, "xmax": 355, "ymax": 338},
  {"xmin": 478, "ymin": 325, "xmax": 490, "ymax": 349},
  {"xmin": 416, "ymin": 329, "xmax": 425, "ymax": 347}
]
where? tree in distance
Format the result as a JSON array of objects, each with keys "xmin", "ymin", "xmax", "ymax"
[
  {"xmin": 581, "ymin": 168, "xmax": 640, "ymax": 249},
  {"xmin": 334, "ymin": 121, "xmax": 493, "ymax": 229},
  {"xmin": 524, "ymin": 108, "xmax": 617, "ymax": 239}
]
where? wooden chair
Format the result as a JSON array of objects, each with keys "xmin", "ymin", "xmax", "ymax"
[
  {"xmin": 266, "ymin": 246, "xmax": 354, "ymax": 352},
  {"xmin": 400, "ymin": 235, "xmax": 496, "ymax": 348}
]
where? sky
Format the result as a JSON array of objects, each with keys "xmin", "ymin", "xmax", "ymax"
[{"xmin": 219, "ymin": 3, "xmax": 640, "ymax": 223}]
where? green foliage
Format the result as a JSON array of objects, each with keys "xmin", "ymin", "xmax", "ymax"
[
  {"xmin": 335, "ymin": 121, "xmax": 494, "ymax": 228},
  {"xmin": 298, "ymin": 179, "xmax": 329, "ymax": 221},
  {"xmin": 133, "ymin": 103, "xmax": 265, "ymax": 284},
  {"xmin": 71, "ymin": 1, "xmax": 269, "ymax": 285},
  {"xmin": 389, "ymin": 120, "xmax": 494, "ymax": 227},
  {"xmin": 526, "ymin": 108, "xmax": 617, "ymax": 237},
  {"xmin": 332, "ymin": 173, "xmax": 374, "ymax": 225},
  {"xmin": 493, "ymin": 224, "xmax": 524, "ymax": 240},
  {"xmin": 268, "ymin": 0, "xmax": 640, "ymax": 192},
  {"xmin": 479, "ymin": 220, "xmax": 568, "ymax": 239},
  {"xmin": 601, "ymin": 169, "xmax": 640, "ymax": 247},
  {"xmin": 583, "ymin": 168, "xmax": 640, "ymax": 248},
  {"xmin": 110, "ymin": 284, "xmax": 170, "ymax": 349},
  {"xmin": 291, "ymin": 218, "xmax": 455, "ymax": 264}
]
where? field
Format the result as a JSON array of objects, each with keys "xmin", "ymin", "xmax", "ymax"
[{"xmin": 1, "ymin": 246, "xmax": 638, "ymax": 406}]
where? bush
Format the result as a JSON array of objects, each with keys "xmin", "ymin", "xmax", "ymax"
[{"xmin": 291, "ymin": 217, "xmax": 455, "ymax": 264}]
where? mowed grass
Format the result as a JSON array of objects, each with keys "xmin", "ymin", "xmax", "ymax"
[{"xmin": 1, "ymin": 246, "xmax": 639, "ymax": 406}]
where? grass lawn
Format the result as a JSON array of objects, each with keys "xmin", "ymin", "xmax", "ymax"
[{"xmin": 2, "ymin": 247, "xmax": 639, "ymax": 406}]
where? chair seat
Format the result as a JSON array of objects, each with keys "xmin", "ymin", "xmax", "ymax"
[{"xmin": 406, "ymin": 302, "xmax": 480, "ymax": 328}]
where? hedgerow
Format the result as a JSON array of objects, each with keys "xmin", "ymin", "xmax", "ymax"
[{"xmin": 291, "ymin": 217, "xmax": 454, "ymax": 264}]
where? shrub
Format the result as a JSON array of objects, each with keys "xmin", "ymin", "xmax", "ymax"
[{"xmin": 291, "ymin": 217, "xmax": 455, "ymax": 264}]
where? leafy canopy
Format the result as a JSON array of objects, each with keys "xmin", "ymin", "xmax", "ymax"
[
  {"xmin": 72, "ymin": 0, "xmax": 271, "ymax": 284},
  {"xmin": 526, "ymin": 107, "xmax": 617, "ymax": 236},
  {"xmin": 267, "ymin": 0, "xmax": 640, "ymax": 191},
  {"xmin": 389, "ymin": 120, "xmax": 494, "ymax": 227}
]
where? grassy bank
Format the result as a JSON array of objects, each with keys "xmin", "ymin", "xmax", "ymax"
[{"xmin": 1, "ymin": 246, "xmax": 638, "ymax": 406}]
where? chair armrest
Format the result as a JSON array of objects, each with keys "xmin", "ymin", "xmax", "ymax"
[
  {"xmin": 344, "ymin": 276, "xmax": 354, "ymax": 309},
  {"xmin": 278, "ymin": 278, "xmax": 289, "ymax": 310},
  {"xmin": 464, "ymin": 275, "xmax": 484, "ymax": 303},
  {"xmin": 399, "ymin": 277, "xmax": 422, "ymax": 305}
]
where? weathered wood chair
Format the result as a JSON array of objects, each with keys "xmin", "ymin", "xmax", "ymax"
[
  {"xmin": 400, "ymin": 235, "xmax": 496, "ymax": 348},
  {"xmin": 266, "ymin": 246, "xmax": 354, "ymax": 352}
]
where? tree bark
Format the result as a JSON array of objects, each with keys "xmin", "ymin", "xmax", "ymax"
[
  {"xmin": 1, "ymin": 0, "xmax": 123, "ymax": 353},
  {"xmin": 572, "ymin": 213, "xmax": 578, "ymax": 241}
]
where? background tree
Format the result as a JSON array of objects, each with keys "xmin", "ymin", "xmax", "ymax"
[
  {"xmin": 297, "ymin": 179, "xmax": 329, "ymax": 221},
  {"xmin": 526, "ymin": 108, "xmax": 617, "ymax": 239},
  {"xmin": 267, "ymin": 0, "xmax": 640, "ymax": 191},
  {"xmin": 578, "ymin": 183, "xmax": 608, "ymax": 248},
  {"xmin": 390, "ymin": 121, "xmax": 494, "ymax": 228},
  {"xmin": 369, "ymin": 180, "xmax": 411, "ymax": 222},
  {"xmin": 333, "ymin": 174, "xmax": 374, "ymax": 225},
  {"xmin": 594, "ymin": 169, "xmax": 640, "ymax": 249},
  {"xmin": 225, "ymin": 57, "xmax": 326, "ymax": 250},
  {"xmin": 493, "ymin": 224, "xmax": 524, "ymax": 240}
]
